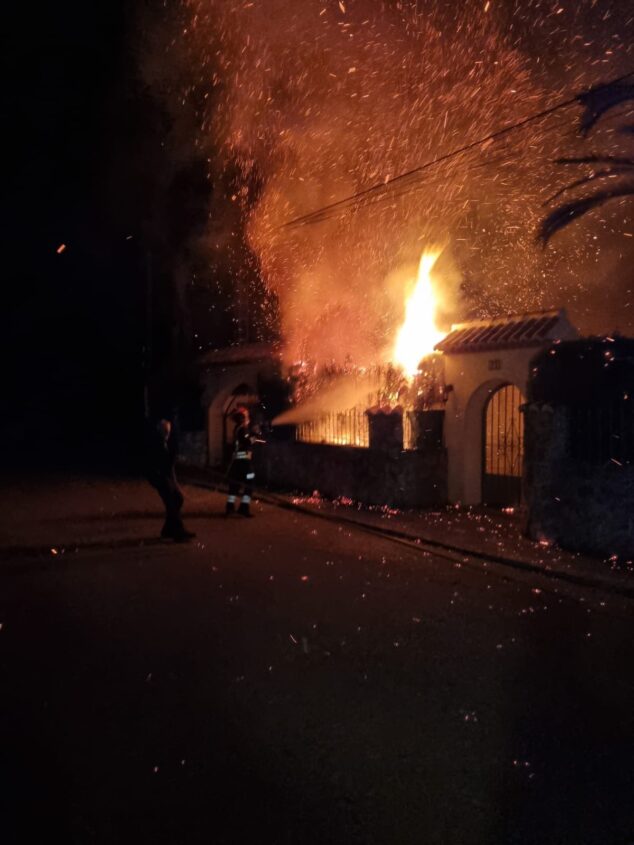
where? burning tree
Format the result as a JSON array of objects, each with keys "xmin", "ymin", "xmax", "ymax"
[{"xmin": 276, "ymin": 241, "xmax": 450, "ymax": 449}]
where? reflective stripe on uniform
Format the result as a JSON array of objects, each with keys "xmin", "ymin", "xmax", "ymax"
[
  {"xmin": 235, "ymin": 451, "xmax": 249, "ymax": 459},
  {"xmin": 241, "ymin": 495, "xmax": 251, "ymax": 504},
  {"xmin": 227, "ymin": 495, "xmax": 236, "ymax": 504},
  {"xmin": 246, "ymin": 472, "xmax": 255, "ymax": 480}
]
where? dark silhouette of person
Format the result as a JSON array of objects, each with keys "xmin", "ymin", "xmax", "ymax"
[{"xmin": 145, "ymin": 419, "xmax": 195, "ymax": 542}]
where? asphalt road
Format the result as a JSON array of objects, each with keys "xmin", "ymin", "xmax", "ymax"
[{"xmin": 1, "ymin": 481, "xmax": 633, "ymax": 844}]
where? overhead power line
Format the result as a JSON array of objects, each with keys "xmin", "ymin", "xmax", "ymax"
[
  {"xmin": 281, "ymin": 69, "xmax": 634, "ymax": 230},
  {"xmin": 290, "ymin": 116, "xmax": 576, "ymax": 227},
  {"xmin": 283, "ymin": 113, "xmax": 574, "ymax": 228}
]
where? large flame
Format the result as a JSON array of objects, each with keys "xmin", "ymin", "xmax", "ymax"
[{"xmin": 393, "ymin": 249, "xmax": 446, "ymax": 377}]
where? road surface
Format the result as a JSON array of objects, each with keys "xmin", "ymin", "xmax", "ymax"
[{"xmin": 1, "ymin": 478, "xmax": 633, "ymax": 844}]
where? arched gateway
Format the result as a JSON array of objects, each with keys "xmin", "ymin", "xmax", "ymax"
[{"xmin": 437, "ymin": 309, "xmax": 578, "ymax": 505}]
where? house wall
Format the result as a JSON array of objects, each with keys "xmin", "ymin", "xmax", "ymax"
[
  {"xmin": 443, "ymin": 347, "xmax": 538, "ymax": 504},
  {"xmin": 524, "ymin": 403, "xmax": 634, "ymax": 557},
  {"xmin": 256, "ymin": 441, "xmax": 447, "ymax": 507}
]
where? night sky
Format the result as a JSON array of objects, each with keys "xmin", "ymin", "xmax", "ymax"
[
  {"xmin": 3, "ymin": 2, "xmax": 205, "ymax": 464},
  {"xmin": 4, "ymin": 3, "xmax": 137, "ymax": 461},
  {"xmin": 4, "ymin": 1, "xmax": 633, "ymax": 464}
]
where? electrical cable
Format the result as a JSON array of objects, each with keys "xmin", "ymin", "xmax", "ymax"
[
  {"xmin": 283, "ymin": 113, "xmax": 581, "ymax": 228},
  {"xmin": 281, "ymin": 69, "xmax": 634, "ymax": 230}
]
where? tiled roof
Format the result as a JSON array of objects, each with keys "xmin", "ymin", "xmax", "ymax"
[{"xmin": 435, "ymin": 309, "xmax": 576, "ymax": 354}]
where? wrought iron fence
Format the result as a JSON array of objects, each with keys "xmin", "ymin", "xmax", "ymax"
[
  {"xmin": 297, "ymin": 409, "xmax": 369, "ymax": 448},
  {"xmin": 296, "ymin": 408, "xmax": 420, "ymax": 450}
]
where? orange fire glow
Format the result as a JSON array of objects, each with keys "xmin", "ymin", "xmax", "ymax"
[{"xmin": 393, "ymin": 249, "xmax": 446, "ymax": 377}]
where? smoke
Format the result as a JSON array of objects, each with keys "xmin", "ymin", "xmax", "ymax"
[
  {"xmin": 143, "ymin": 0, "xmax": 634, "ymax": 360},
  {"xmin": 273, "ymin": 372, "xmax": 381, "ymax": 425}
]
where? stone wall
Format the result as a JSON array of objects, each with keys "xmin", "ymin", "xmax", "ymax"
[
  {"xmin": 524, "ymin": 404, "xmax": 634, "ymax": 558},
  {"xmin": 255, "ymin": 441, "xmax": 447, "ymax": 508}
]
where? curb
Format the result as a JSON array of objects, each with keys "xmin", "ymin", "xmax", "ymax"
[{"xmin": 183, "ymin": 472, "xmax": 634, "ymax": 600}]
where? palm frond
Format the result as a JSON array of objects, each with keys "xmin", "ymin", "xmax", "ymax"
[
  {"xmin": 544, "ymin": 167, "xmax": 634, "ymax": 205},
  {"xmin": 577, "ymin": 81, "xmax": 634, "ymax": 136},
  {"xmin": 538, "ymin": 184, "xmax": 634, "ymax": 245},
  {"xmin": 554, "ymin": 155, "xmax": 634, "ymax": 167}
]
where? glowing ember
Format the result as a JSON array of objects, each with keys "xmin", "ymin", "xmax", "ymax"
[
  {"xmin": 145, "ymin": 2, "xmax": 634, "ymax": 358},
  {"xmin": 393, "ymin": 249, "xmax": 445, "ymax": 377}
]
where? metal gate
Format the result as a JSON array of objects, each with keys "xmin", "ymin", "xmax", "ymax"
[{"xmin": 482, "ymin": 383, "xmax": 524, "ymax": 506}]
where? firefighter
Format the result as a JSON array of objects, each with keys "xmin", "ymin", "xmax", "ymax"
[{"xmin": 226, "ymin": 407, "xmax": 257, "ymax": 517}]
